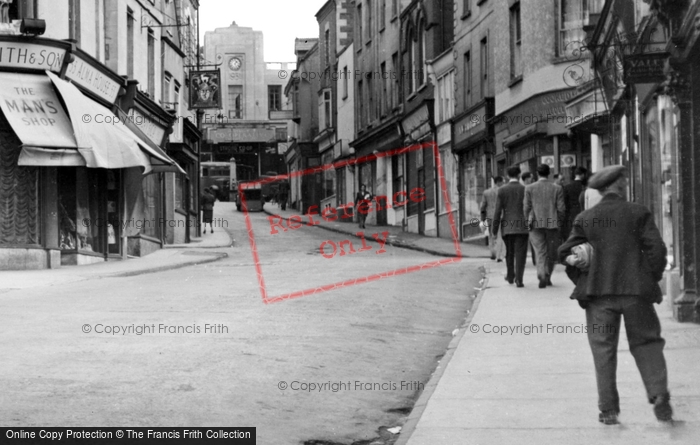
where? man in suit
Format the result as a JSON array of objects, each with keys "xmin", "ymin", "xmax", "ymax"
[
  {"xmin": 562, "ymin": 166, "xmax": 587, "ymax": 239},
  {"xmin": 524, "ymin": 164, "xmax": 565, "ymax": 288},
  {"xmin": 480, "ymin": 176, "xmax": 505, "ymax": 261},
  {"xmin": 493, "ymin": 166, "xmax": 529, "ymax": 287},
  {"xmin": 558, "ymin": 165, "xmax": 672, "ymax": 425},
  {"xmin": 520, "ymin": 171, "xmax": 537, "ymax": 266}
]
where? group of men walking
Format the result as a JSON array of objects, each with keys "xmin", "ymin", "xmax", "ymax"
[
  {"xmin": 481, "ymin": 163, "xmax": 673, "ymax": 425},
  {"xmin": 482, "ymin": 163, "xmax": 585, "ymax": 288}
]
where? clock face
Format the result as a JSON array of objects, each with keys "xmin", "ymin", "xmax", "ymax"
[{"xmin": 228, "ymin": 57, "xmax": 242, "ymax": 71}]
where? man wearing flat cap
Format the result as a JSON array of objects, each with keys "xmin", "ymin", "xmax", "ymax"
[{"xmin": 558, "ymin": 165, "xmax": 672, "ymax": 425}]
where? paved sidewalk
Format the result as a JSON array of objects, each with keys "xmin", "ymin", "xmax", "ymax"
[
  {"xmin": 262, "ymin": 203, "xmax": 490, "ymax": 258},
  {"xmin": 1, "ymin": 227, "xmax": 231, "ymax": 292},
  {"xmin": 397, "ymin": 262, "xmax": 700, "ymax": 444}
]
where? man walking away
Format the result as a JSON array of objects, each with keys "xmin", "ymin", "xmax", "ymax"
[
  {"xmin": 493, "ymin": 166, "xmax": 529, "ymax": 287},
  {"xmin": 521, "ymin": 171, "xmax": 537, "ymax": 266},
  {"xmin": 563, "ymin": 166, "xmax": 587, "ymax": 239},
  {"xmin": 524, "ymin": 164, "xmax": 565, "ymax": 288},
  {"xmin": 481, "ymin": 176, "xmax": 505, "ymax": 261},
  {"xmin": 558, "ymin": 165, "xmax": 672, "ymax": 425}
]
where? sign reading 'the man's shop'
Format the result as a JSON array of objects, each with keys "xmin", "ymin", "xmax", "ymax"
[{"xmin": 0, "ymin": 72, "xmax": 77, "ymax": 147}]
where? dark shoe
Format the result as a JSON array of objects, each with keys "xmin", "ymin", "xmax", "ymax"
[
  {"xmin": 599, "ymin": 410, "xmax": 620, "ymax": 425},
  {"xmin": 497, "ymin": 259, "xmax": 503, "ymax": 262},
  {"xmin": 505, "ymin": 277, "xmax": 514, "ymax": 284},
  {"xmin": 491, "ymin": 255, "xmax": 496, "ymax": 260},
  {"xmin": 538, "ymin": 281, "xmax": 547, "ymax": 289},
  {"xmin": 653, "ymin": 394, "xmax": 673, "ymax": 422},
  {"xmin": 516, "ymin": 282, "xmax": 524, "ymax": 288},
  {"xmin": 547, "ymin": 278, "xmax": 553, "ymax": 286}
]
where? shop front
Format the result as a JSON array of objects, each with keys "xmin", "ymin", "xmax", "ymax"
[
  {"xmin": 495, "ymin": 89, "xmax": 580, "ymax": 182},
  {"xmin": 0, "ymin": 36, "xmax": 181, "ymax": 270},
  {"xmin": 452, "ymin": 99, "xmax": 493, "ymax": 240},
  {"xmin": 350, "ymin": 118, "xmax": 402, "ymax": 228},
  {"xmin": 400, "ymin": 102, "xmax": 436, "ymax": 236}
]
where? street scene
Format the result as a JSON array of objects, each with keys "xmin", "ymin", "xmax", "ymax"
[{"xmin": 2, "ymin": 0, "xmax": 700, "ymax": 444}]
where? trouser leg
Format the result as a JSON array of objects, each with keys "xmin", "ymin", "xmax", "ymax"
[
  {"xmin": 620, "ymin": 296, "xmax": 669, "ymax": 402},
  {"xmin": 503, "ymin": 235, "xmax": 515, "ymax": 281},
  {"xmin": 529, "ymin": 229, "xmax": 548, "ymax": 282},
  {"xmin": 513, "ymin": 234, "xmax": 529, "ymax": 283},
  {"xmin": 545, "ymin": 229, "xmax": 561, "ymax": 277},
  {"xmin": 586, "ymin": 297, "xmax": 622, "ymax": 413}
]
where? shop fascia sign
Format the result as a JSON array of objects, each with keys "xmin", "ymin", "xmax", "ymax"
[
  {"xmin": 128, "ymin": 108, "xmax": 167, "ymax": 146},
  {"xmin": 0, "ymin": 38, "xmax": 67, "ymax": 72},
  {"xmin": 0, "ymin": 37, "xmax": 125, "ymax": 105},
  {"xmin": 453, "ymin": 103, "xmax": 487, "ymax": 146},
  {"xmin": 65, "ymin": 53, "xmax": 123, "ymax": 103}
]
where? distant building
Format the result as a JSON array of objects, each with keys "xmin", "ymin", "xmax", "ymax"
[
  {"xmin": 284, "ymin": 38, "xmax": 321, "ymax": 214},
  {"xmin": 202, "ymin": 22, "xmax": 293, "ymax": 182}
]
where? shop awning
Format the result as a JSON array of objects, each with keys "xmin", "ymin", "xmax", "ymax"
[
  {"xmin": 45, "ymin": 71, "xmax": 152, "ymax": 172},
  {"xmin": 46, "ymin": 72, "xmax": 184, "ymax": 175},
  {"xmin": 113, "ymin": 108, "xmax": 187, "ymax": 175},
  {"xmin": 0, "ymin": 72, "xmax": 84, "ymax": 167}
]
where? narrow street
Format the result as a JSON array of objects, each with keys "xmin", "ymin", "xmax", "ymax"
[{"xmin": 0, "ymin": 202, "xmax": 483, "ymax": 445}]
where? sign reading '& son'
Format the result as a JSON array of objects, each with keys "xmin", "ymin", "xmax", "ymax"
[{"xmin": 267, "ymin": 187, "xmax": 427, "ymax": 259}]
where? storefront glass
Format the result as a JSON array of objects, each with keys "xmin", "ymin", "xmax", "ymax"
[
  {"xmin": 142, "ymin": 174, "xmax": 162, "ymax": 240},
  {"xmin": 0, "ymin": 121, "xmax": 40, "ymax": 246},
  {"xmin": 461, "ymin": 151, "xmax": 484, "ymax": 238}
]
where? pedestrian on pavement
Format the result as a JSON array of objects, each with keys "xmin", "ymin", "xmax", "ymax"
[
  {"xmin": 355, "ymin": 184, "xmax": 373, "ymax": 229},
  {"xmin": 580, "ymin": 184, "xmax": 604, "ymax": 210},
  {"xmin": 562, "ymin": 166, "xmax": 588, "ymax": 239},
  {"xmin": 524, "ymin": 164, "xmax": 565, "ymax": 288},
  {"xmin": 201, "ymin": 186, "xmax": 217, "ymax": 234},
  {"xmin": 558, "ymin": 165, "xmax": 672, "ymax": 426},
  {"xmin": 520, "ymin": 172, "xmax": 537, "ymax": 266},
  {"xmin": 553, "ymin": 173, "xmax": 564, "ymax": 186},
  {"xmin": 493, "ymin": 166, "xmax": 529, "ymax": 287},
  {"xmin": 279, "ymin": 182, "xmax": 289, "ymax": 211},
  {"xmin": 481, "ymin": 176, "xmax": 505, "ymax": 262}
]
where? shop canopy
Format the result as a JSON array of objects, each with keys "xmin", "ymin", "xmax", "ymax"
[
  {"xmin": 0, "ymin": 71, "xmax": 183, "ymax": 174},
  {"xmin": 47, "ymin": 71, "xmax": 184, "ymax": 175}
]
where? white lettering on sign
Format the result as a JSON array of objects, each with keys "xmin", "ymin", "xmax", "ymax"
[
  {"xmin": 65, "ymin": 56, "xmax": 121, "ymax": 103},
  {"xmin": 0, "ymin": 42, "xmax": 66, "ymax": 72},
  {"xmin": 0, "ymin": 73, "xmax": 77, "ymax": 147}
]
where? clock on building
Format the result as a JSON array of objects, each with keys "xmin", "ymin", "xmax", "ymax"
[{"xmin": 228, "ymin": 57, "xmax": 242, "ymax": 71}]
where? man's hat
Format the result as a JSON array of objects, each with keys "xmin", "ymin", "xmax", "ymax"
[{"xmin": 587, "ymin": 165, "xmax": 626, "ymax": 190}]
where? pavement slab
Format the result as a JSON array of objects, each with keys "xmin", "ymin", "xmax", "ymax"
[{"xmin": 397, "ymin": 261, "xmax": 700, "ymax": 445}]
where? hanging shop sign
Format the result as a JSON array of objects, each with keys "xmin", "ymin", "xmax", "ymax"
[
  {"xmin": 623, "ymin": 52, "xmax": 668, "ymax": 84},
  {"xmin": 189, "ymin": 69, "xmax": 221, "ymax": 109}
]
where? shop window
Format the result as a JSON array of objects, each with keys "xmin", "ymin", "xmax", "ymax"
[
  {"xmin": 141, "ymin": 174, "xmax": 162, "ymax": 240},
  {"xmin": 57, "ymin": 168, "xmax": 106, "ymax": 254},
  {"xmin": 336, "ymin": 167, "xmax": 346, "ymax": 207},
  {"xmin": 464, "ymin": 50, "xmax": 472, "ymax": 108},
  {"xmin": 322, "ymin": 150, "xmax": 335, "ymax": 199},
  {"xmin": 175, "ymin": 172, "xmax": 187, "ymax": 211},
  {"xmin": 417, "ymin": 22, "xmax": 426, "ymax": 87},
  {"xmin": 0, "ymin": 119, "xmax": 39, "ymax": 246}
]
